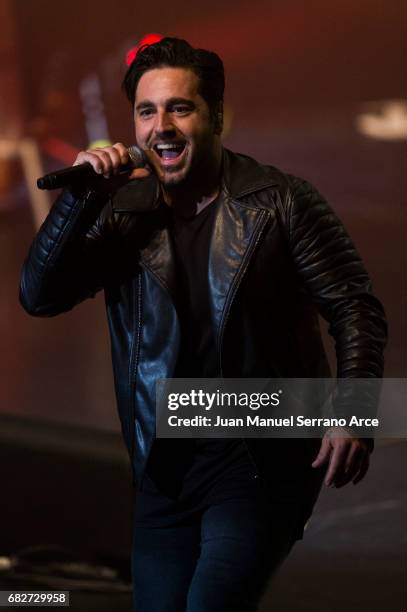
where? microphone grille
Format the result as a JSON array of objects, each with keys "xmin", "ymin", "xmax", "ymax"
[{"xmin": 127, "ymin": 145, "xmax": 148, "ymax": 168}]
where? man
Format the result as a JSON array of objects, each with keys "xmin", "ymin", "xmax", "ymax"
[{"xmin": 20, "ymin": 37, "xmax": 387, "ymax": 611}]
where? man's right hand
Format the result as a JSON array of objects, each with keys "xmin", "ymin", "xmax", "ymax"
[{"xmin": 73, "ymin": 142, "xmax": 151, "ymax": 191}]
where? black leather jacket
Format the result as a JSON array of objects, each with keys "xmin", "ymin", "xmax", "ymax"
[{"xmin": 20, "ymin": 148, "xmax": 387, "ymax": 512}]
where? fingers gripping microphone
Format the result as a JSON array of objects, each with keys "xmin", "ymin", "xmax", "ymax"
[{"xmin": 37, "ymin": 145, "xmax": 148, "ymax": 190}]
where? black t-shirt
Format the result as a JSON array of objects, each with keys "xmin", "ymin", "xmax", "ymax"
[
  {"xmin": 171, "ymin": 196, "xmax": 219, "ymax": 378},
  {"xmin": 134, "ymin": 197, "xmax": 257, "ymax": 527}
]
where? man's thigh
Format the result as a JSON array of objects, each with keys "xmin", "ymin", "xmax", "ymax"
[
  {"xmin": 132, "ymin": 522, "xmax": 200, "ymax": 612},
  {"xmin": 186, "ymin": 498, "xmax": 300, "ymax": 612}
]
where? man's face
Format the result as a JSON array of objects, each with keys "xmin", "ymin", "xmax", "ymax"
[{"xmin": 134, "ymin": 67, "xmax": 220, "ymax": 188}]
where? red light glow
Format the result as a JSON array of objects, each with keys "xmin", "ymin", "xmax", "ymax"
[{"xmin": 125, "ymin": 33, "xmax": 164, "ymax": 66}]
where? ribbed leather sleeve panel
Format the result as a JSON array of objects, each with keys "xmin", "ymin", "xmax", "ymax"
[{"xmin": 19, "ymin": 188, "xmax": 111, "ymax": 316}]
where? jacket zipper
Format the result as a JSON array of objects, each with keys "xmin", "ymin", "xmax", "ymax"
[
  {"xmin": 135, "ymin": 261, "xmax": 178, "ymax": 488},
  {"xmin": 217, "ymin": 209, "xmax": 268, "ymax": 371},
  {"xmin": 217, "ymin": 207, "xmax": 269, "ymax": 479},
  {"xmin": 129, "ymin": 273, "xmax": 142, "ymax": 486}
]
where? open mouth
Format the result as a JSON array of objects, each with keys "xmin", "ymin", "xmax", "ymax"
[{"xmin": 153, "ymin": 142, "xmax": 186, "ymax": 162}]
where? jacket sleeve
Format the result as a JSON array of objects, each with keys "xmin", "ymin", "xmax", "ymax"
[
  {"xmin": 19, "ymin": 187, "xmax": 114, "ymax": 317},
  {"xmin": 283, "ymin": 175, "xmax": 388, "ymax": 425}
]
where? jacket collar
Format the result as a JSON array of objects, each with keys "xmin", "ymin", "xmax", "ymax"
[
  {"xmin": 111, "ymin": 147, "xmax": 279, "ymax": 213},
  {"xmin": 221, "ymin": 147, "xmax": 279, "ymax": 199}
]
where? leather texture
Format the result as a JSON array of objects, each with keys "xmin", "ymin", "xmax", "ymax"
[{"xmin": 20, "ymin": 148, "xmax": 387, "ymax": 528}]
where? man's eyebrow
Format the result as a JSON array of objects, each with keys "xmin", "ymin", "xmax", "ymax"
[
  {"xmin": 166, "ymin": 97, "xmax": 195, "ymax": 107},
  {"xmin": 135, "ymin": 100, "xmax": 155, "ymax": 112},
  {"xmin": 135, "ymin": 97, "xmax": 195, "ymax": 112}
]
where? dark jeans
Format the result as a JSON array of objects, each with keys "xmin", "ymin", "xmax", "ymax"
[{"xmin": 131, "ymin": 493, "xmax": 302, "ymax": 612}]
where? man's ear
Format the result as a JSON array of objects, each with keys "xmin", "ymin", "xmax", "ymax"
[{"xmin": 214, "ymin": 101, "xmax": 224, "ymax": 135}]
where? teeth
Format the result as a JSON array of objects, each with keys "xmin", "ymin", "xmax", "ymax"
[{"xmin": 155, "ymin": 143, "xmax": 184, "ymax": 150}]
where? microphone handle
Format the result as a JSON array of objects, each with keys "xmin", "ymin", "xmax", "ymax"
[{"xmin": 37, "ymin": 161, "xmax": 135, "ymax": 191}]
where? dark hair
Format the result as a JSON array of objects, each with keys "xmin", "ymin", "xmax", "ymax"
[{"xmin": 122, "ymin": 37, "xmax": 225, "ymax": 120}]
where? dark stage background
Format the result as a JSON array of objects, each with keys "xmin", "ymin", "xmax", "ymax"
[
  {"xmin": 0, "ymin": 1, "xmax": 406, "ymax": 610},
  {"xmin": 2, "ymin": 0, "xmax": 406, "ymax": 427}
]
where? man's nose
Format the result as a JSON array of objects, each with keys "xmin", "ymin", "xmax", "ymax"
[{"xmin": 155, "ymin": 111, "xmax": 176, "ymax": 138}]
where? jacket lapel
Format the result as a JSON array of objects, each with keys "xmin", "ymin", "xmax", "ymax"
[
  {"xmin": 208, "ymin": 191, "xmax": 269, "ymax": 358},
  {"xmin": 208, "ymin": 149, "xmax": 279, "ymax": 361},
  {"xmin": 139, "ymin": 218, "xmax": 178, "ymax": 305}
]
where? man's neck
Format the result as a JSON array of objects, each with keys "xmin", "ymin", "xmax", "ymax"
[
  {"xmin": 161, "ymin": 146, "xmax": 222, "ymax": 217},
  {"xmin": 195, "ymin": 190, "xmax": 220, "ymax": 214}
]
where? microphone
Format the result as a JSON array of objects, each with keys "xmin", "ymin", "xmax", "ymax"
[{"xmin": 37, "ymin": 145, "xmax": 149, "ymax": 190}]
